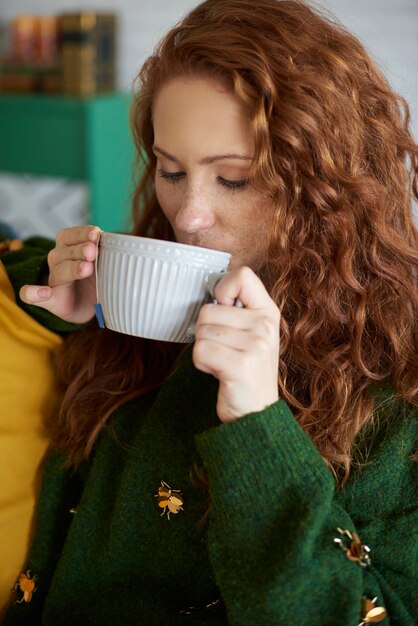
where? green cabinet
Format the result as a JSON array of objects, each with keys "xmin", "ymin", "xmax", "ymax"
[{"xmin": 0, "ymin": 92, "xmax": 135, "ymax": 232}]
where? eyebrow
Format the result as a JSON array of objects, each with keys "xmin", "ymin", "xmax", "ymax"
[{"xmin": 153, "ymin": 145, "xmax": 252, "ymax": 165}]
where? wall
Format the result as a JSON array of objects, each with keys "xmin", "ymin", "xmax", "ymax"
[
  {"xmin": 0, "ymin": 0, "xmax": 417, "ymax": 136},
  {"xmin": 0, "ymin": 1, "xmax": 417, "ymax": 235}
]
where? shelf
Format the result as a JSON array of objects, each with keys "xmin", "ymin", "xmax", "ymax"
[{"xmin": 0, "ymin": 92, "xmax": 135, "ymax": 232}]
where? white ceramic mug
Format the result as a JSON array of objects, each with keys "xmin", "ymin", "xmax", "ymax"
[{"xmin": 96, "ymin": 232, "xmax": 231, "ymax": 343}]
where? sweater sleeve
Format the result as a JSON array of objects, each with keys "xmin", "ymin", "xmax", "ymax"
[
  {"xmin": 1, "ymin": 237, "xmax": 85, "ymax": 334},
  {"xmin": 195, "ymin": 399, "xmax": 417, "ymax": 626}
]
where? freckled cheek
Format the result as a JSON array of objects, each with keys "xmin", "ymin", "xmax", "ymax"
[
  {"xmin": 234, "ymin": 201, "xmax": 273, "ymax": 268},
  {"xmin": 155, "ymin": 182, "xmax": 181, "ymax": 224}
]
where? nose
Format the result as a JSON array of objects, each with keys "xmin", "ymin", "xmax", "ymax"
[{"xmin": 174, "ymin": 184, "xmax": 216, "ymax": 234}]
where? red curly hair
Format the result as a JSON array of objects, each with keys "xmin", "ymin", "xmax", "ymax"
[{"xmin": 53, "ymin": 0, "xmax": 418, "ymax": 481}]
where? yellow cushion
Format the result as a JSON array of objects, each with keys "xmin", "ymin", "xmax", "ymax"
[{"xmin": 0, "ymin": 261, "xmax": 62, "ymax": 618}]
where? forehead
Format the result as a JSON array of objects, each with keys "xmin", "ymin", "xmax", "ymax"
[{"xmin": 152, "ymin": 77, "xmax": 254, "ymax": 157}]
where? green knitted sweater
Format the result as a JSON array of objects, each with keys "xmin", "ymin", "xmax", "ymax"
[{"xmin": 2, "ymin": 245, "xmax": 417, "ymax": 626}]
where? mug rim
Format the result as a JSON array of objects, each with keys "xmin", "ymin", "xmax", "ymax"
[{"xmin": 99, "ymin": 231, "xmax": 231, "ymax": 261}]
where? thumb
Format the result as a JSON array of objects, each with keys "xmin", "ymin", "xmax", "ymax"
[
  {"xmin": 19, "ymin": 284, "xmax": 74, "ymax": 319},
  {"xmin": 20, "ymin": 284, "xmax": 54, "ymax": 308},
  {"xmin": 19, "ymin": 283, "xmax": 95, "ymax": 324}
]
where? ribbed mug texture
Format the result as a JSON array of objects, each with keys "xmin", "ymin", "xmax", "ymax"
[{"xmin": 97, "ymin": 233, "xmax": 231, "ymax": 343}]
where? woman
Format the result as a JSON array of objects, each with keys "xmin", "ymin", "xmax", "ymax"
[{"xmin": 4, "ymin": 0, "xmax": 417, "ymax": 624}]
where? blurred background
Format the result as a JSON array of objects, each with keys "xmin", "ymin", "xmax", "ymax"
[{"xmin": 0, "ymin": 0, "xmax": 417, "ymax": 239}]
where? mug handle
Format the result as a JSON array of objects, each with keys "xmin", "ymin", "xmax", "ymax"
[
  {"xmin": 184, "ymin": 272, "xmax": 244, "ymax": 340},
  {"xmin": 206, "ymin": 271, "xmax": 244, "ymax": 308}
]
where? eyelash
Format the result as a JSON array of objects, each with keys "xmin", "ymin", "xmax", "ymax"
[
  {"xmin": 157, "ymin": 168, "xmax": 249, "ymax": 191},
  {"xmin": 158, "ymin": 169, "xmax": 184, "ymax": 184}
]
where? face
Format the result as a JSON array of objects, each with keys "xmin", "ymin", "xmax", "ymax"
[{"xmin": 152, "ymin": 77, "xmax": 275, "ymax": 270}]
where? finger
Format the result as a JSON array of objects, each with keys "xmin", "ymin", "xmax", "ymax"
[
  {"xmin": 20, "ymin": 284, "xmax": 73, "ymax": 316},
  {"xmin": 50, "ymin": 240, "xmax": 98, "ymax": 265},
  {"xmin": 214, "ymin": 266, "xmax": 275, "ymax": 310},
  {"xmin": 49, "ymin": 259, "xmax": 94, "ymax": 287},
  {"xmin": 55, "ymin": 225, "xmax": 101, "ymax": 247},
  {"xmin": 20, "ymin": 284, "xmax": 54, "ymax": 305},
  {"xmin": 19, "ymin": 283, "xmax": 78, "ymax": 319},
  {"xmin": 197, "ymin": 302, "xmax": 262, "ymax": 330},
  {"xmin": 196, "ymin": 323, "xmax": 245, "ymax": 348},
  {"xmin": 193, "ymin": 338, "xmax": 242, "ymax": 378},
  {"xmin": 196, "ymin": 315, "xmax": 279, "ymax": 352}
]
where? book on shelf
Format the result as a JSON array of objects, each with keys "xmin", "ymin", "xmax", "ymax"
[{"xmin": 59, "ymin": 12, "xmax": 116, "ymax": 95}]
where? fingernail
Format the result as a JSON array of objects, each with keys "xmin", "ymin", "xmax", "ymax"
[
  {"xmin": 89, "ymin": 227, "xmax": 102, "ymax": 242},
  {"xmin": 37, "ymin": 287, "xmax": 51, "ymax": 299}
]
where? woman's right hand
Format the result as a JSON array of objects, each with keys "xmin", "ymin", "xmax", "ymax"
[{"xmin": 19, "ymin": 225, "xmax": 101, "ymax": 324}]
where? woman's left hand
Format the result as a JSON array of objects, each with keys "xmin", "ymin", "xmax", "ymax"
[{"xmin": 193, "ymin": 266, "xmax": 280, "ymax": 423}]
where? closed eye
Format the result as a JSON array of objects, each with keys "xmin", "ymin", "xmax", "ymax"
[
  {"xmin": 217, "ymin": 176, "xmax": 249, "ymax": 190},
  {"xmin": 157, "ymin": 169, "xmax": 250, "ymax": 191},
  {"xmin": 157, "ymin": 168, "xmax": 185, "ymax": 183}
]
